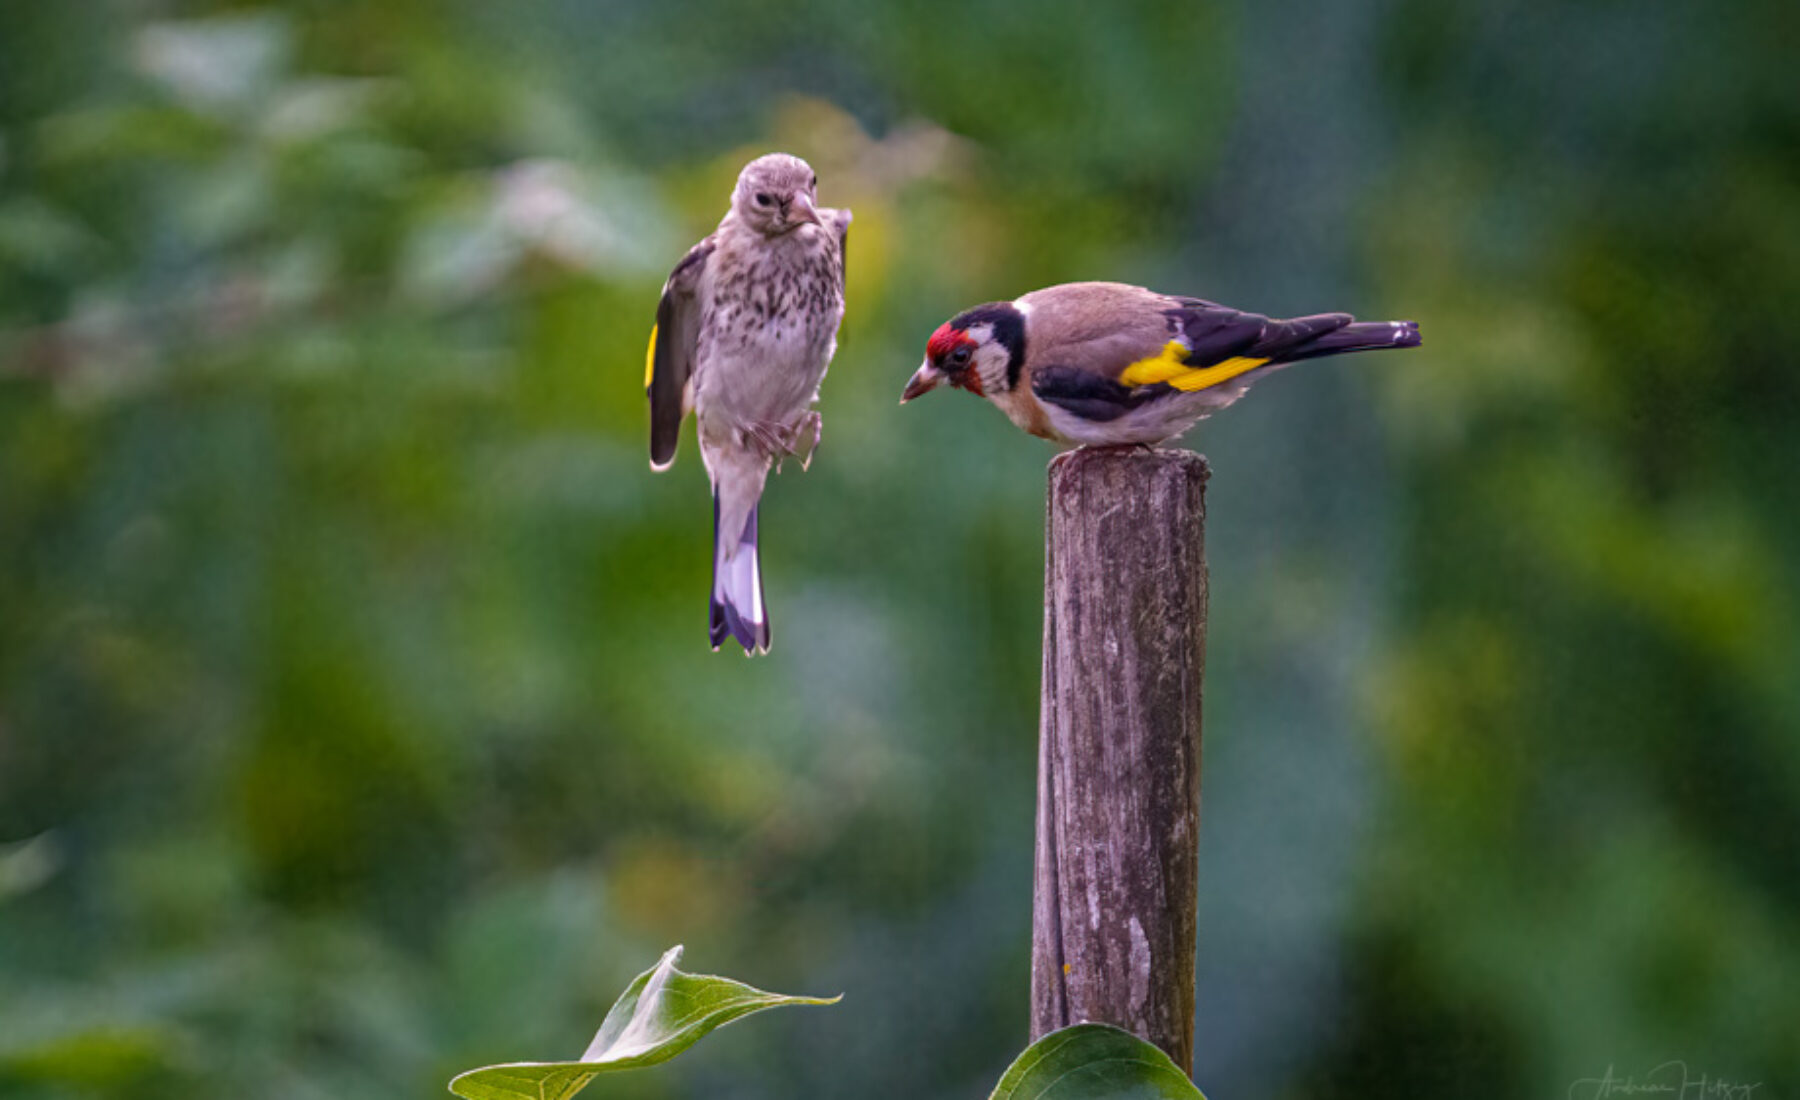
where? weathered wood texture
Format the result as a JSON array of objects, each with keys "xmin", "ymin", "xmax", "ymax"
[{"xmin": 1031, "ymin": 448, "xmax": 1208, "ymax": 1076}]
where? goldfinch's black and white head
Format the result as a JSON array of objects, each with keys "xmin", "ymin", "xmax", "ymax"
[
  {"xmin": 732, "ymin": 153, "xmax": 823, "ymax": 238},
  {"xmin": 902, "ymin": 303, "xmax": 1026, "ymax": 402}
]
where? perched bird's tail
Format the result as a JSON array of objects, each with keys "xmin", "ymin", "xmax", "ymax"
[
  {"xmin": 1279, "ymin": 319, "xmax": 1421, "ymax": 363},
  {"xmin": 710, "ymin": 489, "xmax": 770, "ymax": 655}
]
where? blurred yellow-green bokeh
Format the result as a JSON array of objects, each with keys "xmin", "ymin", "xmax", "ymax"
[{"xmin": 2, "ymin": 2, "xmax": 1796, "ymax": 1098}]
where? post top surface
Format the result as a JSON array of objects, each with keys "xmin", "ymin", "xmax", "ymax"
[{"xmin": 1048, "ymin": 446, "xmax": 1211, "ymax": 481}]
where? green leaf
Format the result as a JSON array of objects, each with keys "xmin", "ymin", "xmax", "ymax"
[
  {"xmin": 990, "ymin": 1024, "xmax": 1208, "ymax": 1100},
  {"xmin": 448, "ymin": 945, "xmax": 840, "ymax": 1100}
]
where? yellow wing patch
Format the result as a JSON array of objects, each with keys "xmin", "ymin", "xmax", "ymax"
[
  {"xmin": 644, "ymin": 323, "xmax": 659, "ymax": 389},
  {"xmin": 1118, "ymin": 340, "xmax": 1269, "ymax": 392},
  {"xmin": 1167, "ymin": 356, "xmax": 1270, "ymax": 391},
  {"xmin": 1116, "ymin": 341, "xmax": 1192, "ymax": 385}
]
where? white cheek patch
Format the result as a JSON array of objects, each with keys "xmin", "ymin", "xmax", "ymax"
[
  {"xmin": 957, "ymin": 323, "xmax": 1007, "ymax": 390},
  {"xmin": 978, "ymin": 346, "xmax": 1010, "ymax": 391}
]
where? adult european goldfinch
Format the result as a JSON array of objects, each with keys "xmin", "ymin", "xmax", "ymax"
[
  {"xmin": 901, "ymin": 282, "xmax": 1419, "ymax": 445},
  {"xmin": 647, "ymin": 153, "xmax": 850, "ymax": 654}
]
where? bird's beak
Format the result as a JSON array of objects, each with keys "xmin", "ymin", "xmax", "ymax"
[
  {"xmin": 900, "ymin": 360, "xmax": 945, "ymax": 403},
  {"xmin": 789, "ymin": 192, "xmax": 822, "ymax": 228}
]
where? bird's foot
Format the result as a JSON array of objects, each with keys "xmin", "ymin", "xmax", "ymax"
[
  {"xmin": 759, "ymin": 413, "xmax": 822, "ymax": 472},
  {"xmin": 1078, "ymin": 442, "xmax": 1157, "ymax": 455},
  {"xmin": 790, "ymin": 411, "xmax": 822, "ymax": 471},
  {"xmin": 744, "ymin": 421, "xmax": 787, "ymax": 464}
]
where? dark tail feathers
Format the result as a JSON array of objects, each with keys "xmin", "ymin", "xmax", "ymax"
[
  {"xmin": 1281, "ymin": 319, "xmax": 1421, "ymax": 363},
  {"xmin": 710, "ymin": 493, "xmax": 770, "ymax": 655}
]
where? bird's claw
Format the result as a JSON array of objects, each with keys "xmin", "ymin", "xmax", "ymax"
[
  {"xmin": 755, "ymin": 413, "xmax": 822, "ymax": 472},
  {"xmin": 791, "ymin": 412, "xmax": 822, "ymax": 471}
]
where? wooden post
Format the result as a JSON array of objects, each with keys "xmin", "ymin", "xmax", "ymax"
[{"xmin": 1031, "ymin": 448, "xmax": 1208, "ymax": 1076}]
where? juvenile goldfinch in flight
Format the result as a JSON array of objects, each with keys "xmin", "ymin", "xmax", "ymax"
[
  {"xmin": 647, "ymin": 153, "xmax": 850, "ymax": 654},
  {"xmin": 901, "ymin": 282, "xmax": 1419, "ymax": 445}
]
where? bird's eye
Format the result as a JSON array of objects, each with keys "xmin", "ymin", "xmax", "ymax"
[
  {"xmin": 950, "ymin": 346, "xmax": 973, "ymax": 366},
  {"xmin": 754, "ymin": 192, "xmax": 773, "ymax": 207},
  {"xmin": 809, "ymin": 174, "xmax": 817, "ymax": 189}
]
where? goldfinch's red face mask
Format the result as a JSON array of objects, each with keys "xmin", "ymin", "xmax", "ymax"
[{"xmin": 901, "ymin": 324, "xmax": 979, "ymax": 402}]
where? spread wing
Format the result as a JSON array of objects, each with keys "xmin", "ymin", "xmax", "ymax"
[{"xmin": 646, "ymin": 237, "xmax": 715, "ymax": 470}]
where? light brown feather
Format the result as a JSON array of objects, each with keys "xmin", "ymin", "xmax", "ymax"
[{"xmin": 1017, "ymin": 282, "xmax": 1177, "ymax": 382}]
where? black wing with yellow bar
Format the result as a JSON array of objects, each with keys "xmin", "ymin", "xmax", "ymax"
[{"xmin": 647, "ymin": 237, "xmax": 715, "ymax": 470}]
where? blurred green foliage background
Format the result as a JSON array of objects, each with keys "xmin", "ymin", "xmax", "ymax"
[{"xmin": 2, "ymin": 1, "xmax": 1797, "ymax": 1098}]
